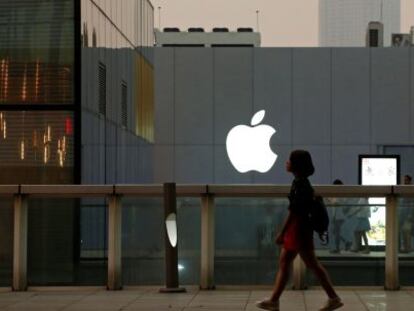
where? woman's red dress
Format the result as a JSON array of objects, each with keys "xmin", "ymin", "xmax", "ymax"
[{"xmin": 283, "ymin": 177, "xmax": 314, "ymax": 252}]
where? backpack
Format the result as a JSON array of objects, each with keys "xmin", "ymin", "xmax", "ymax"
[{"xmin": 309, "ymin": 195, "xmax": 329, "ymax": 244}]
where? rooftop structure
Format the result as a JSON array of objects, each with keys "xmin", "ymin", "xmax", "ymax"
[{"xmin": 155, "ymin": 27, "xmax": 261, "ymax": 47}]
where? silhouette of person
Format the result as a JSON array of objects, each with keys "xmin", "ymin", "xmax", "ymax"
[
  {"xmin": 256, "ymin": 150, "xmax": 343, "ymax": 311},
  {"xmin": 350, "ymin": 198, "xmax": 371, "ymax": 254},
  {"xmin": 328, "ymin": 179, "xmax": 352, "ymax": 253}
]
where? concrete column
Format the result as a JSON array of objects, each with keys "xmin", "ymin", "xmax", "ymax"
[
  {"xmin": 107, "ymin": 194, "xmax": 122, "ymax": 290},
  {"xmin": 292, "ymin": 256, "xmax": 306, "ymax": 290},
  {"xmin": 385, "ymin": 194, "xmax": 399, "ymax": 290},
  {"xmin": 200, "ymin": 194, "xmax": 215, "ymax": 290},
  {"xmin": 13, "ymin": 194, "xmax": 28, "ymax": 291}
]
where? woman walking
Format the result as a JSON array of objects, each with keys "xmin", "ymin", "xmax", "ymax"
[{"xmin": 256, "ymin": 150, "xmax": 343, "ymax": 311}]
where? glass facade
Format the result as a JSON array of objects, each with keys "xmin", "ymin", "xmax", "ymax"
[
  {"xmin": 0, "ymin": 0, "xmax": 76, "ymax": 286},
  {"xmin": 212, "ymin": 196, "xmax": 403, "ymax": 286},
  {"xmin": 81, "ymin": 0, "xmax": 154, "ymax": 141},
  {"xmin": 0, "ymin": 111, "xmax": 74, "ymax": 183},
  {"xmin": 309, "ymin": 197, "xmax": 386, "ymax": 286},
  {"xmin": 77, "ymin": 0, "xmax": 155, "ymax": 286},
  {"xmin": 398, "ymin": 197, "xmax": 414, "ymax": 286},
  {"xmin": 0, "ymin": 0, "xmax": 74, "ymax": 104},
  {"xmin": 215, "ymin": 198, "xmax": 289, "ymax": 285},
  {"xmin": 78, "ymin": 196, "xmax": 201, "ymax": 286},
  {"xmin": 0, "ymin": 199, "xmax": 13, "ymax": 287},
  {"xmin": 122, "ymin": 198, "xmax": 164, "ymax": 285},
  {"xmin": 82, "ymin": 0, "xmax": 154, "ymax": 48}
]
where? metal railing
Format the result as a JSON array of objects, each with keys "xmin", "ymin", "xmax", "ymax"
[{"xmin": 2, "ymin": 184, "xmax": 413, "ymax": 291}]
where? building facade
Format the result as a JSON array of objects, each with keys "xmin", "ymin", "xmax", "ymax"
[
  {"xmin": 154, "ymin": 47, "xmax": 414, "ymax": 185},
  {"xmin": 153, "ymin": 46, "xmax": 414, "ymax": 286},
  {"xmin": 319, "ymin": 0, "xmax": 400, "ymax": 46},
  {"xmin": 0, "ymin": 0, "xmax": 154, "ymax": 286}
]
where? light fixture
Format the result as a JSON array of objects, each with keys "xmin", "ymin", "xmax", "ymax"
[
  {"xmin": 0, "ymin": 59, "xmax": 4, "ymax": 101},
  {"xmin": 35, "ymin": 60, "xmax": 40, "ymax": 102},
  {"xmin": 3, "ymin": 119, "xmax": 6, "ymax": 139},
  {"xmin": 0, "ymin": 113, "xmax": 6, "ymax": 139},
  {"xmin": 20, "ymin": 112, "xmax": 26, "ymax": 160},
  {"xmin": 32, "ymin": 130, "xmax": 38, "ymax": 161},
  {"xmin": 20, "ymin": 139, "xmax": 25, "ymax": 160},
  {"xmin": 57, "ymin": 135, "xmax": 67, "ymax": 167},
  {"xmin": 22, "ymin": 65, "xmax": 27, "ymax": 101},
  {"xmin": 43, "ymin": 125, "xmax": 52, "ymax": 164}
]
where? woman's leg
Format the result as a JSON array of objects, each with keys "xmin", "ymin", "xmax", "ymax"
[
  {"xmin": 299, "ymin": 248, "xmax": 338, "ymax": 299},
  {"xmin": 269, "ymin": 248, "xmax": 297, "ymax": 302},
  {"xmin": 361, "ymin": 231, "xmax": 369, "ymax": 247}
]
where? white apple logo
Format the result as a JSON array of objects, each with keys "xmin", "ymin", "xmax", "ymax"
[{"xmin": 226, "ymin": 110, "xmax": 278, "ymax": 173}]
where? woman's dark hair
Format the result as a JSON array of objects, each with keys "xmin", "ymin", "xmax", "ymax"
[
  {"xmin": 333, "ymin": 179, "xmax": 343, "ymax": 185},
  {"xmin": 289, "ymin": 150, "xmax": 315, "ymax": 177}
]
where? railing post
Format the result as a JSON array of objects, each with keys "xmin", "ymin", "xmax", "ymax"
[
  {"xmin": 160, "ymin": 183, "xmax": 186, "ymax": 293},
  {"xmin": 200, "ymin": 194, "xmax": 215, "ymax": 290},
  {"xmin": 385, "ymin": 194, "xmax": 399, "ymax": 290},
  {"xmin": 13, "ymin": 194, "xmax": 28, "ymax": 291},
  {"xmin": 292, "ymin": 256, "xmax": 306, "ymax": 290},
  {"xmin": 107, "ymin": 194, "xmax": 122, "ymax": 290}
]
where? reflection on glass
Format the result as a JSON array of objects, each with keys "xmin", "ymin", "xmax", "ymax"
[
  {"xmin": 307, "ymin": 197, "xmax": 386, "ymax": 286},
  {"xmin": 122, "ymin": 197, "xmax": 164, "ymax": 285},
  {"xmin": 398, "ymin": 196, "xmax": 414, "ymax": 286},
  {"xmin": 0, "ymin": 199, "xmax": 13, "ymax": 286},
  {"xmin": 214, "ymin": 198, "xmax": 288, "ymax": 285},
  {"xmin": 0, "ymin": 111, "xmax": 74, "ymax": 184}
]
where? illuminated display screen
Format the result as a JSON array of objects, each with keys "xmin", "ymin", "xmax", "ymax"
[
  {"xmin": 361, "ymin": 157, "xmax": 399, "ymax": 186},
  {"xmin": 359, "ymin": 155, "xmax": 400, "ymax": 246}
]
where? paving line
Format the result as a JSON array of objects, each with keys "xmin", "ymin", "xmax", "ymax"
[
  {"xmin": 58, "ymin": 288, "xmax": 107, "ymax": 311},
  {"xmin": 355, "ymin": 290, "xmax": 371, "ymax": 311},
  {"xmin": 243, "ymin": 290, "xmax": 252, "ymax": 310}
]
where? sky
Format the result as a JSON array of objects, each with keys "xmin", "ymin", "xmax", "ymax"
[{"xmin": 151, "ymin": 0, "xmax": 414, "ymax": 47}]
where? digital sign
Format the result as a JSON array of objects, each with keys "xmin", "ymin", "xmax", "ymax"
[{"xmin": 359, "ymin": 155, "xmax": 400, "ymax": 246}]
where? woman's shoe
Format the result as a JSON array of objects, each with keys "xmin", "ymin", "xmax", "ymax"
[
  {"xmin": 255, "ymin": 299, "xmax": 280, "ymax": 311},
  {"xmin": 319, "ymin": 297, "xmax": 344, "ymax": 311}
]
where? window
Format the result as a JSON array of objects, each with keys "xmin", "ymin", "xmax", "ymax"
[
  {"xmin": 369, "ymin": 29, "xmax": 379, "ymax": 47},
  {"xmin": 121, "ymin": 81, "xmax": 127, "ymax": 128},
  {"xmin": 98, "ymin": 62, "xmax": 106, "ymax": 116}
]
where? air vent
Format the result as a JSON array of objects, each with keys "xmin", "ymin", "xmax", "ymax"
[
  {"xmin": 121, "ymin": 82, "xmax": 127, "ymax": 128},
  {"xmin": 98, "ymin": 63, "xmax": 106, "ymax": 116},
  {"xmin": 188, "ymin": 28, "xmax": 205, "ymax": 32},
  {"xmin": 163, "ymin": 27, "xmax": 180, "ymax": 32},
  {"xmin": 213, "ymin": 27, "xmax": 229, "ymax": 32},
  {"xmin": 237, "ymin": 27, "xmax": 253, "ymax": 32}
]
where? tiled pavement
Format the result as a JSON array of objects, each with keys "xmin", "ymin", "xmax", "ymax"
[{"xmin": 0, "ymin": 287, "xmax": 413, "ymax": 310}]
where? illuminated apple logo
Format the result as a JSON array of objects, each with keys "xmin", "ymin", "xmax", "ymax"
[{"xmin": 226, "ymin": 110, "xmax": 277, "ymax": 173}]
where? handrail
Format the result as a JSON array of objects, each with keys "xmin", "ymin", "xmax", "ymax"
[
  {"xmin": 0, "ymin": 185, "xmax": 19, "ymax": 195},
  {"xmin": 393, "ymin": 185, "xmax": 414, "ymax": 196},
  {"xmin": 5, "ymin": 183, "xmax": 411, "ymax": 291},
  {"xmin": 0, "ymin": 184, "xmax": 409, "ymax": 197},
  {"xmin": 20, "ymin": 185, "xmax": 113, "ymax": 197}
]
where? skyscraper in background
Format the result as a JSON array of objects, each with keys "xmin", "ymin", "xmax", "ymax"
[{"xmin": 319, "ymin": 0, "xmax": 400, "ymax": 46}]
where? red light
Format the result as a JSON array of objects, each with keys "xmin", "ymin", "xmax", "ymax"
[{"xmin": 65, "ymin": 117, "xmax": 73, "ymax": 135}]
